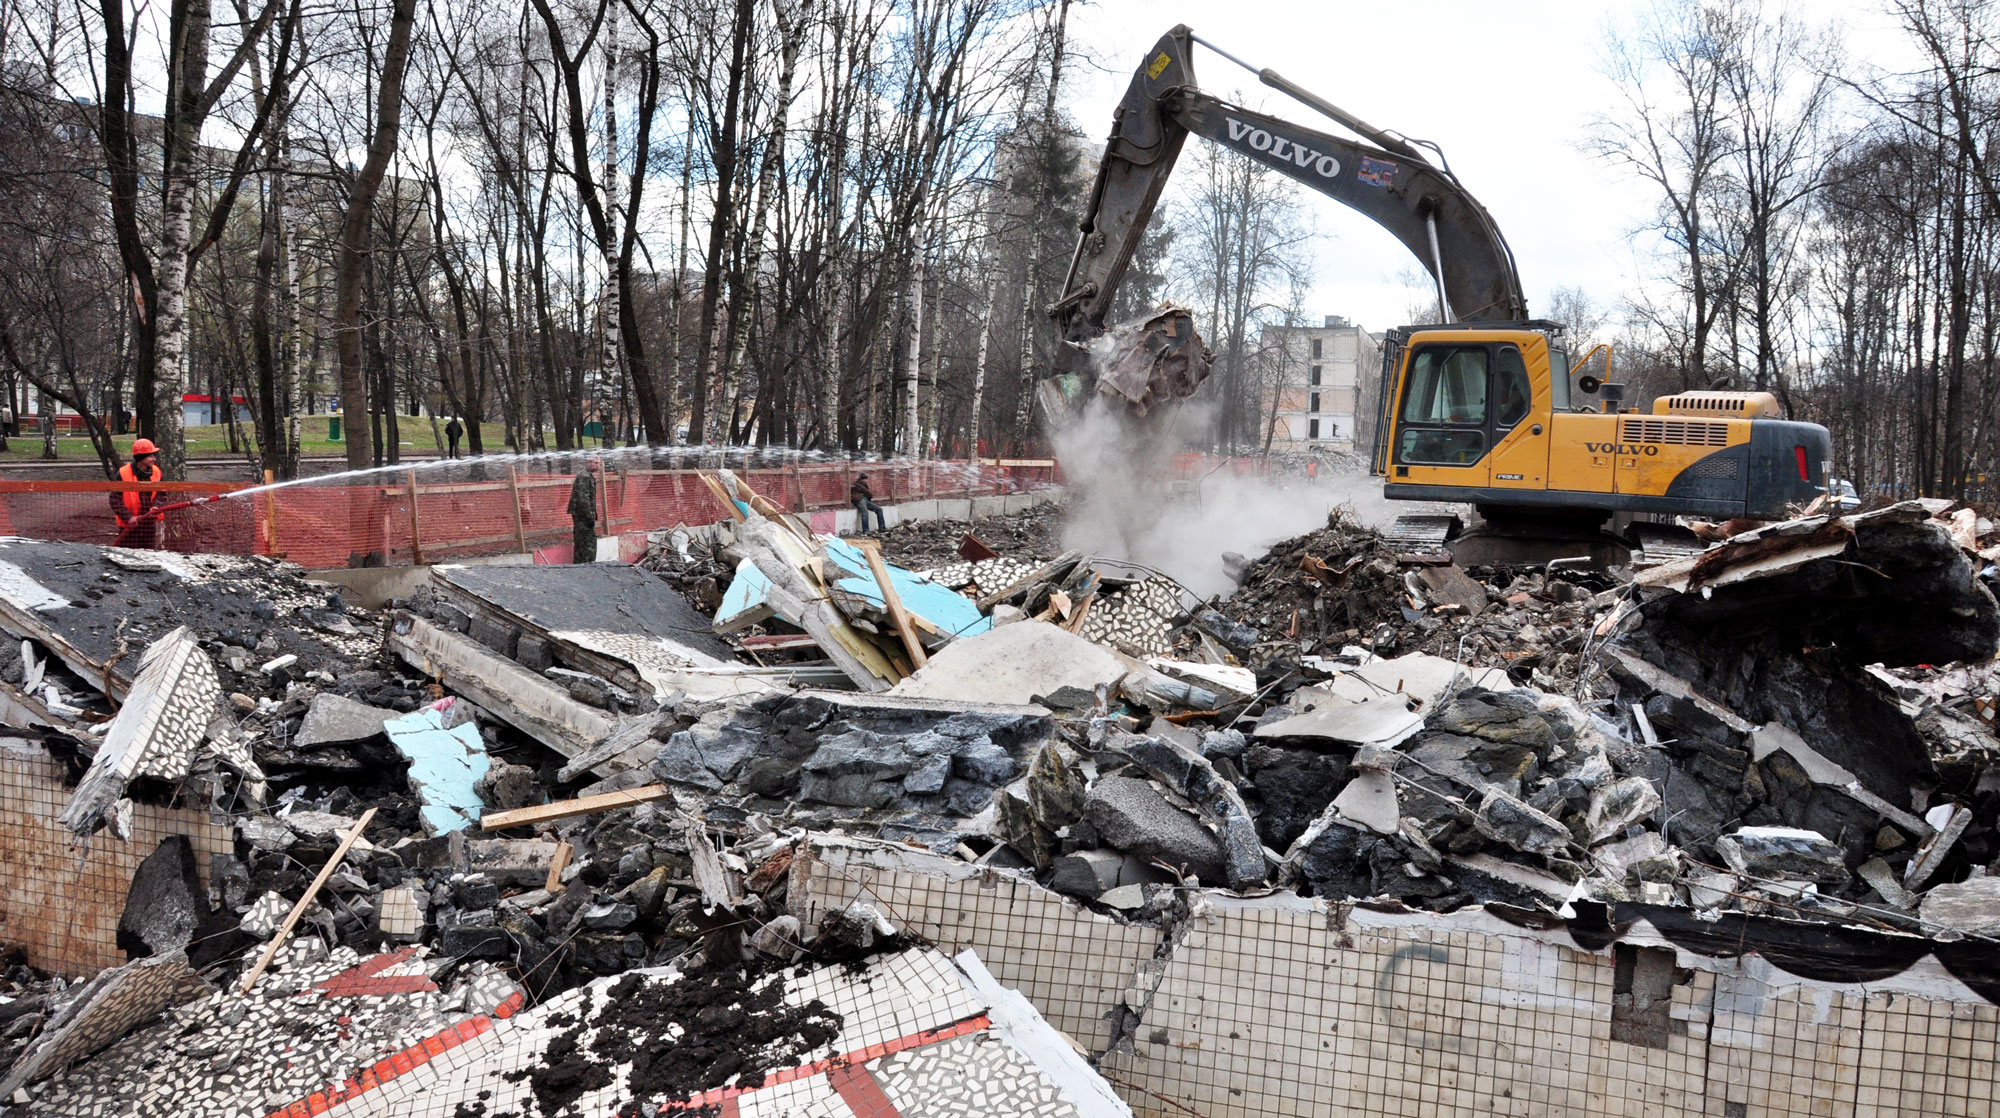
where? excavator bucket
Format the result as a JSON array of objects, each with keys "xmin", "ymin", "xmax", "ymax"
[{"xmin": 1084, "ymin": 304, "xmax": 1213, "ymax": 416}]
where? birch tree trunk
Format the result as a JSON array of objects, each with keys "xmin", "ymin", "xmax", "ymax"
[
  {"xmin": 598, "ymin": 0, "xmax": 623, "ymax": 440},
  {"xmin": 967, "ymin": 268, "xmax": 995, "ymax": 458},
  {"xmin": 900, "ymin": 256, "xmax": 923, "ymax": 455}
]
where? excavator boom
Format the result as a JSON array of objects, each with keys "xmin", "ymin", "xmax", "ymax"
[{"xmin": 1052, "ymin": 26, "xmax": 1526, "ymax": 384}]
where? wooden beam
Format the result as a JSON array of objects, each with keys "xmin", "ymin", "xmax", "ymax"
[
  {"xmin": 261, "ymin": 470, "xmax": 282, "ymax": 557},
  {"xmin": 480, "ymin": 784, "xmax": 673, "ymax": 831},
  {"xmin": 854, "ymin": 538, "xmax": 927, "ymax": 669},
  {"xmin": 405, "ymin": 470, "xmax": 425, "ymax": 566},
  {"xmin": 977, "ymin": 551, "xmax": 1082, "ymax": 611},
  {"xmin": 238, "ymin": 808, "xmax": 377, "ymax": 994},
  {"xmin": 387, "ymin": 615, "xmax": 619, "ymax": 764},
  {"xmin": 545, "ymin": 841, "xmax": 574, "ymax": 891},
  {"xmin": 507, "ymin": 465, "xmax": 528, "ymax": 553}
]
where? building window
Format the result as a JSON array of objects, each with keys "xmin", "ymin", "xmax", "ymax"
[
  {"xmin": 1310, "ymin": 365, "xmax": 1322, "ymax": 386},
  {"xmin": 1308, "ymin": 418, "xmax": 1320, "ymax": 438},
  {"xmin": 1309, "ymin": 392, "xmax": 1321, "ymax": 412},
  {"xmin": 1311, "ymin": 338, "xmax": 1323, "ymax": 359}
]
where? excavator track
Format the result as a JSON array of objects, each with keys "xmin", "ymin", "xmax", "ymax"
[
  {"xmin": 1628, "ymin": 522, "xmax": 1712, "ymax": 568},
  {"xmin": 1382, "ymin": 514, "xmax": 1461, "ymax": 562}
]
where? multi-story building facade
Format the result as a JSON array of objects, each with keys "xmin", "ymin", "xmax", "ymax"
[{"xmin": 1260, "ymin": 316, "xmax": 1381, "ymax": 452}]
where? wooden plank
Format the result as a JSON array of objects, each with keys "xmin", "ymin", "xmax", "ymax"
[
  {"xmin": 480, "ymin": 784, "xmax": 673, "ymax": 831},
  {"xmin": 507, "ymin": 465, "xmax": 529, "ymax": 553},
  {"xmin": 387, "ymin": 615, "xmax": 620, "ymax": 764},
  {"xmin": 545, "ymin": 841, "xmax": 574, "ymax": 891},
  {"xmin": 261, "ymin": 470, "xmax": 283, "ymax": 558},
  {"xmin": 739, "ymin": 633, "xmax": 819, "ymax": 651},
  {"xmin": 554, "ymin": 710, "xmax": 671, "ymax": 783},
  {"xmin": 976, "ymin": 551, "xmax": 1082, "ymax": 611},
  {"xmin": 854, "ymin": 538, "xmax": 927, "ymax": 669},
  {"xmin": 405, "ymin": 471, "xmax": 426, "ymax": 566},
  {"xmin": 238, "ymin": 808, "xmax": 377, "ymax": 994}
]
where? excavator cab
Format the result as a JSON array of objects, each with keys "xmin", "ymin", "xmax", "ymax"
[{"xmin": 1371, "ymin": 324, "xmax": 1832, "ymax": 565}]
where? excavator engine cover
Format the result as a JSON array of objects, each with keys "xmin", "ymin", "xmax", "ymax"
[{"xmin": 1090, "ymin": 304, "xmax": 1213, "ymax": 415}]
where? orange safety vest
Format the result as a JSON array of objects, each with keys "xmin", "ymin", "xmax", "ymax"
[{"xmin": 117, "ymin": 463, "xmax": 161, "ymax": 522}]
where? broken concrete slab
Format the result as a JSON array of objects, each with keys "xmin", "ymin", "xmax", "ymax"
[
  {"xmin": 1472, "ymin": 788, "xmax": 1572, "ymax": 858},
  {"xmin": 889, "ymin": 619, "xmax": 1127, "ymax": 707},
  {"xmin": 434, "ymin": 562, "xmax": 737, "ymax": 662},
  {"xmin": 293, "ymin": 692, "xmax": 397, "ymax": 748},
  {"xmin": 1047, "ymin": 849, "xmax": 1173, "ymax": 897},
  {"xmin": 1905, "ymin": 803, "xmax": 1973, "ymax": 890},
  {"xmin": 1917, "ymin": 876, "xmax": 2000, "ymax": 937},
  {"xmin": 1255, "ymin": 691, "xmax": 1422, "ymax": 747},
  {"xmin": 116, "ymin": 836, "xmax": 222, "ymax": 961},
  {"xmin": 1329, "ymin": 769, "xmax": 1399, "ymax": 835},
  {"xmin": 1084, "ymin": 774, "xmax": 1225, "ymax": 884},
  {"xmin": 1317, "ymin": 652, "xmax": 1509, "ymax": 710},
  {"xmin": 1583, "ymin": 776, "xmax": 1662, "ymax": 845},
  {"xmin": 1106, "ymin": 729, "xmax": 1266, "ymax": 889},
  {"xmin": 1716, "ymin": 826, "xmax": 1851, "ymax": 888}
]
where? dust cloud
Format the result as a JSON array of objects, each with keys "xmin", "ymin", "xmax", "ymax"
[{"xmin": 1053, "ymin": 395, "xmax": 1399, "ymax": 600}]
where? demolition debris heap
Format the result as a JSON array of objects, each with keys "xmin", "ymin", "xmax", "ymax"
[{"xmin": 0, "ymin": 479, "xmax": 1998, "ymax": 1114}]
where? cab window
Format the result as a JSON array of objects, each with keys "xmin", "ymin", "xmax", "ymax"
[
  {"xmin": 1547, "ymin": 344, "xmax": 1572, "ymax": 411},
  {"xmin": 1495, "ymin": 344, "xmax": 1531, "ymax": 428},
  {"xmin": 1401, "ymin": 346, "xmax": 1488, "ymax": 425},
  {"xmin": 1398, "ymin": 345, "xmax": 1488, "ymax": 465}
]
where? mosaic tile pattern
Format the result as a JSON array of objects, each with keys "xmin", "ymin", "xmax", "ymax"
[
  {"xmin": 18, "ymin": 946, "xmax": 522, "ymax": 1118},
  {"xmin": 804, "ymin": 842, "xmax": 2000, "ymax": 1118},
  {"xmin": 0, "ymin": 745, "xmax": 233, "ymax": 975},
  {"xmin": 0, "ymin": 952, "xmax": 205, "ymax": 1094},
  {"xmin": 871, "ymin": 1031, "xmax": 1084, "ymax": 1117},
  {"xmin": 13, "ymin": 942, "xmax": 1118, "ymax": 1118}
]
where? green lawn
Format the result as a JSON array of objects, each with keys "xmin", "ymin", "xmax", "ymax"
[{"xmin": 0, "ymin": 416, "xmax": 515, "ymax": 462}]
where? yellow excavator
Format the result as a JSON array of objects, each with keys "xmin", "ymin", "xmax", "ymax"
[{"xmin": 1048, "ymin": 26, "xmax": 1832, "ymax": 565}]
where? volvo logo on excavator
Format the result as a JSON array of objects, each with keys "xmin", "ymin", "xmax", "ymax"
[
  {"xmin": 1224, "ymin": 118, "xmax": 1341, "ymax": 178},
  {"xmin": 1584, "ymin": 443, "xmax": 1662, "ymax": 456}
]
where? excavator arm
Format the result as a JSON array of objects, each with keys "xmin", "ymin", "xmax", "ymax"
[{"xmin": 1052, "ymin": 26, "xmax": 1528, "ymax": 386}]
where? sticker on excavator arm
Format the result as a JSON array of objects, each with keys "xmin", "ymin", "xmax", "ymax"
[{"xmin": 1147, "ymin": 51, "xmax": 1172, "ymax": 79}]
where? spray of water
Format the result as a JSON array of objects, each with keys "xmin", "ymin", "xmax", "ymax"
[{"xmin": 218, "ymin": 444, "xmax": 1032, "ymax": 502}]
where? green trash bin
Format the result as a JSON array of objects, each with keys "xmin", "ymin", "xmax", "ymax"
[{"xmin": 328, "ymin": 415, "xmax": 342, "ymax": 441}]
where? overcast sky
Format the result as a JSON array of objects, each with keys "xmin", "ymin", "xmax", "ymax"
[{"xmin": 1061, "ymin": 0, "xmax": 1913, "ymax": 336}]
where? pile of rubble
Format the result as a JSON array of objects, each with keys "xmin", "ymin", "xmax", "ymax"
[{"xmin": 1, "ymin": 481, "xmax": 1999, "ymax": 1114}]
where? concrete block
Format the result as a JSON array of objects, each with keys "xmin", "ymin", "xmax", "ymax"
[
  {"xmin": 468, "ymin": 614, "xmax": 518, "ymax": 658},
  {"xmin": 515, "ymin": 634, "xmax": 554, "ymax": 672}
]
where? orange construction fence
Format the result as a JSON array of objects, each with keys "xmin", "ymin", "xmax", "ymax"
[{"xmin": 0, "ymin": 459, "xmax": 1061, "ymax": 567}]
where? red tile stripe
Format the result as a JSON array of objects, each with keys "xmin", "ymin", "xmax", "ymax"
[
  {"xmin": 828, "ymin": 1064, "xmax": 904, "ymax": 1118},
  {"xmin": 659, "ymin": 1013, "xmax": 991, "ymax": 1112},
  {"xmin": 255, "ymin": 990, "xmax": 526, "ymax": 1118},
  {"xmin": 308, "ymin": 948, "xmax": 439, "ymax": 999}
]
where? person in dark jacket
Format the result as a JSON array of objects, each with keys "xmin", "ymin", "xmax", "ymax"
[
  {"xmin": 444, "ymin": 416, "xmax": 464, "ymax": 459},
  {"xmin": 850, "ymin": 472, "xmax": 887, "ymax": 533},
  {"xmin": 569, "ymin": 469, "xmax": 597, "ymax": 563}
]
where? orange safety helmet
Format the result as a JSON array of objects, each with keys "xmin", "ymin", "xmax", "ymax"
[{"xmin": 130, "ymin": 438, "xmax": 158, "ymax": 456}]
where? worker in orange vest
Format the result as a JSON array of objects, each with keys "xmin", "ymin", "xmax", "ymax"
[{"xmin": 110, "ymin": 438, "xmax": 164, "ymax": 548}]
